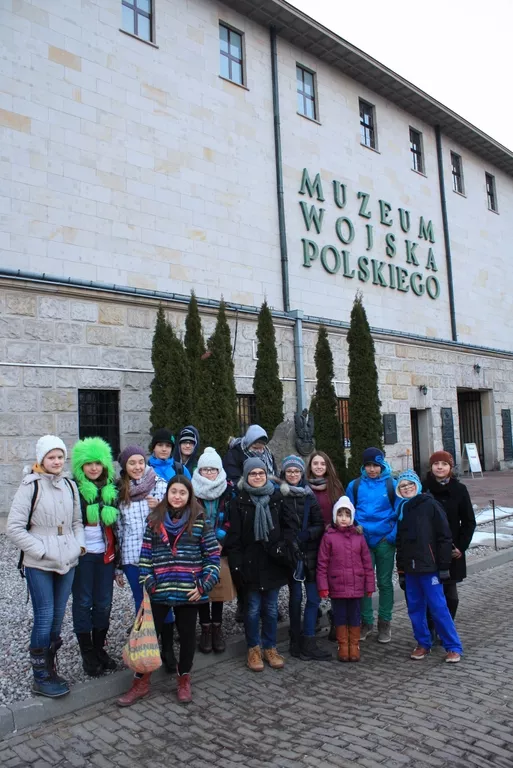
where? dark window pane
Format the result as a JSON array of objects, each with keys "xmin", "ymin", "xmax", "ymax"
[
  {"xmin": 122, "ymin": 5, "xmax": 135, "ymax": 33},
  {"xmin": 78, "ymin": 390, "xmax": 120, "ymax": 458},
  {"xmin": 137, "ymin": 14, "xmax": 151, "ymax": 40}
]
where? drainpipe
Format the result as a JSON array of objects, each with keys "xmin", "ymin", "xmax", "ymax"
[
  {"xmin": 270, "ymin": 25, "xmax": 290, "ymax": 313},
  {"xmin": 291, "ymin": 309, "xmax": 306, "ymax": 412},
  {"xmin": 435, "ymin": 125, "xmax": 457, "ymax": 342}
]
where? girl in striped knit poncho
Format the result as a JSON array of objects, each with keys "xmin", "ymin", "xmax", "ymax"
[{"xmin": 117, "ymin": 475, "xmax": 220, "ymax": 707}]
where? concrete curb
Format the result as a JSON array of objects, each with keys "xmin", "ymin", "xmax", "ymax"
[{"xmin": 2, "ymin": 546, "xmax": 512, "ymax": 739}]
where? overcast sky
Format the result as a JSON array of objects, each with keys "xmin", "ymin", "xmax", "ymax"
[{"xmin": 290, "ymin": 0, "xmax": 513, "ymax": 151}]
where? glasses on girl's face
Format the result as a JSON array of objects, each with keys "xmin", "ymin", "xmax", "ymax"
[
  {"xmin": 248, "ymin": 471, "xmax": 266, "ymax": 478},
  {"xmin": 400, "ymin": 482, "xmax": 416, "ymax": 490},
  {"xmin": 286, "ymin": 469, "xmax": 301, "ymax": 475},
  {"xmin": 201, "ymin": 467, "xmax": 218, "ymax": 474}
]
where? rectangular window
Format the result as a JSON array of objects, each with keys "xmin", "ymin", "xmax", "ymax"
[
  {"xmin": 451, "ymin": 151, "xmax": 464, "ymax": 194},
  {"xmin": 237, "ymin": 394, "xmax": 257, "ymax": 436},
  {"xmin": 337, "ymin": 398, "xmax": 351, "ymax": 449},
  {"xmin": 409, "ymin": 128, "xmax": 424, "ymax": 173},
  {"xmin": 359, "ymin": 99, "xmax": 376, "ymax": 149},
  {"xmin": 219, "ymin": 23, "xmax": 244, "ymax": 85},
  {"xmin": 296, "ymin": 65, "xmax": 317, "ymax": 120},
  {"xmin": 485, "ymin": 172, "xmax": 498, "ymax": 212},
  {"xmin": 121, "ymin": 0, "xmax": 153, "ymax": 41},
  {"xmin": 78, "ymin": 390, "xmax": 120, "ymax": 458}
]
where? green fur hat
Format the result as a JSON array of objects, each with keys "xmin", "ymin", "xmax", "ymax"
[{"xmin": 71, "ymin": 437, "xmax": 118, "ymax": 526}]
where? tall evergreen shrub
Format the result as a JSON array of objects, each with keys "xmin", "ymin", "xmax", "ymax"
[
  {"xmin": 206, "ymin": 300, "xmax": 238, "ymax": 454},
  {"xmin": 253, "ymin": 300, "xmax": 284, "ymax": 437}
]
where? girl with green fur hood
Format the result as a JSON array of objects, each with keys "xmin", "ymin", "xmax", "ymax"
[{"xmin": 71, "ymin": 437, "xmax": 121, "ymax": 677}]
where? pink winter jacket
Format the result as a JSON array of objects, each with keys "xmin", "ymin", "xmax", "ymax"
[{"xmin": 316, "ymin": 525, "xmax": 375, "ymax": 598}]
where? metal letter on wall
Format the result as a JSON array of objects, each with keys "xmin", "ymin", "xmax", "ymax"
[
  {"xmin": 440, "ymin": 407, "xmax": 456, "ymax": 462},
  {"xmin": 383, "ymin": 413, "xmax": 397, "ymax": 445},
  {"xmin": 502, "ymin": 409, "xmax": 513, "ymax": 461}
]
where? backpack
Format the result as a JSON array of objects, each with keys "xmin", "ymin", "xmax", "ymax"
[
  {"xmin": 352, "ymin": 476, "xmax": 396, "ymax": 509},
  {"xmin": 17, "ymin": 477, "xmax": 76, "ymax": 578}
]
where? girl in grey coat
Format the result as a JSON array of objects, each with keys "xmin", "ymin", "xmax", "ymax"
[{"xmin": 7, "ymin": 435, "xmax": 85, "ymax": 698}]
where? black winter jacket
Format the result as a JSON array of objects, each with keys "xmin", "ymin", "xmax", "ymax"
[
  {"xmin": 396, "ymin": 493, "xmax": 453, "ymax": 575},
  {"xmin": 223, "ymin": 489, "xmax": 294, "ymax": 591},
  {"xmin": 422, "ymin": 474, "xmax": 476, "ymax": 581},
  {"xmin": 223, "ymin": 442, "xmax": 278, "ymax": 484},
  {"xmin": 281, "ymin": 484, "xmax": 324, "ymax": 582}
]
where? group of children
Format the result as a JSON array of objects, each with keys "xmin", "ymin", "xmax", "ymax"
[{"xmin": 7, "ymin": 422, "xmax": 476, "ymax": 706}]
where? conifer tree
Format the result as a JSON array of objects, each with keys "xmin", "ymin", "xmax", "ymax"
[
  {"xmin": 347, "ymin": 291, "xmax": 383, "ymax": 479},
  {"xmin": 150, "ymin": 306, "xmax": 173, "ymax": 432},
  {"xmin": 310, "ymin": 325, "xmax": 346, "ymax": 481},
  {"xmin": 206, "ymin": 300, "xmax": 238, "ymax": 455},
  {"xmin": 253, "ymin": 300, "xmax": 284, "ymax": 437},
  {"xmin": 184, "ymin": 291, "xmax": 211, "ymax": 441},
  {"xmin": 166, "ymin": 323, "xmax": 193, "ymax": 434}
]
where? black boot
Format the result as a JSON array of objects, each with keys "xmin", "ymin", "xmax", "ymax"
[
  {"xmin": 48, "ymin": 636, "xmax": 68, "ymax": 684},
  {"xmin": 77, "ymin": 633, "xmax": 103, "ymax": 676},
  {"xmin": 300, "ymin": 636, "xmax": 332, "ymax": 661},
  {"xmin": 289, "ymin": 633, "xmax": 302, "ymax": 658},
  {"xmin": 92, "ymin": 628, "xmax": 116, "ymax": 671},
  {"xmin": 212, "ymin": 623, "xmax": 226, "ymax": 653},
  {"xmin": 199, "ymin": 624, "xmax": 213, "ymax": 653},
  {"xmin": 160, "ymin": 622, "xmax": 177, "ymax": 673}
]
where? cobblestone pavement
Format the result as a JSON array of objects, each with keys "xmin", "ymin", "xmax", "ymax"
[{"xmin": 2, "ymin": 563, "xmax": 513, "ymax": 768}]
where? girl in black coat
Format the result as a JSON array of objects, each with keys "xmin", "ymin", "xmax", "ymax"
[
  {"xmin": 422, "ymin": 450, "xmax": 476, "ymax": 617},
  {"xmin": 224, "ymin": 457, "xmax": 293, "ymax": 672},
  {"xmin": 280, "ymin": 455, "xmax": 330, "ymax": 661}
]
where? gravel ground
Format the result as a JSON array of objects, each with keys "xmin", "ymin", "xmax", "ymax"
[{"xmin": 0, "ymin": 534, "xmax": 503, "ymax": 705}]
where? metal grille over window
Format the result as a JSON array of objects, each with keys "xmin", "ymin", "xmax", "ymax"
[
  {"xmin": 359, "ymin": 100, "xmax": 376, "ymax": 149},
  {"xmin": 410, "ymin": 128, "xmax": 424, "ymax": 173},
  {"xmin": 121, "ymin": 0, "xmax": 152, "ymax": 41},
  {"xmin": 78, "ymin": 390, "xmax": 120, "ymax": 458},
  {"xmin": 296, "ymin": 65, "xmax": 316, "ymax": 120},
  {"xmin": 237, "ymin": 394, "xmax": 257, "ymax": 436},
  {"xmin": 337, "ymin": 397, "xmax": 351, "ymax": 448},
  {"xmin": 220, "ymin": 24, "xmax": 243, "ymax": 85}
]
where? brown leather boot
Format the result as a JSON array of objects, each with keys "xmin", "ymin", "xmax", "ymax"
[
  {"xmin": 176, "ymin": 672, "xmax": 192, "ymax": 703},
  {"xmin": 116, "ymin": 673, "xmax": 151, "ymax": 707},
  {"xmin": 349, "ymin": 626, "xmax": 361, "ymax": 662},
  {"xmin": 336, "ymin": 626, "xmax": 349, "ymax": 662},
  {"xmin": 263, "ymin": 647, "xmax": 285, "ymax": 669},
  {"xmin": 247, "ymin": 645, "xmax": 264, "ymax": 672}
]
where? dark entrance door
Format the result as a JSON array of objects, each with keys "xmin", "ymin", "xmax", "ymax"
[
  {"xmin": 410, "ymin": 409, "xmax": 421, "ymax": 476},
  {"xmin": 457, "ymin": 391, "xmax": 485, "ymax": 468}
]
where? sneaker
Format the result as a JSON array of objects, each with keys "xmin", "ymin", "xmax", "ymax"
[
  {"xmin": 360, "ymin": 622, "xmax": 374, "ymax": 641},
  {"xmin": 247, "ymin": 645, "xmax": 264, "ymax": 672},
  {"xmin": 410, "ymin": 646, "xmax": 431, "ymax": 660},
  {"xmin": 263, "ymin": 647, "xmax": 285, "ymax": 669},
  {"xmin": 377, "ymin": 619, "xmax": 392, "ymax": 644},
  {"xmin": 445, "ymin": 651, "xmax": 461, "ymax": 663}
]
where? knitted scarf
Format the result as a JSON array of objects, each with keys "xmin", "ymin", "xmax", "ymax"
[
  {"xmin": 309, "ymin": 477, "xmax": 327, "ymax": 491},
  {"xmin": 241, "ymin": 479, "xmax": 276, "ymax": 542},
  {"xmin": 164, "ymin": 507, "xmax": 190, "ymax": 537},
  {"xmin": 128, "ymin": 466, "xmax": 157, "ymax": 502},
  {"xmin": 246, "ymin": 446, "xmax": 274, "ymax": 476},
  {"xmin": 75, "ymin": 476, "xmax": 118, "ymax": 526},
  {"xmin": 192, "ymin": 467, "xmax": 227, "ymax": 501}
]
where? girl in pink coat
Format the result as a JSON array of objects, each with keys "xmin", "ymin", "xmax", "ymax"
[{"xmin": 317, "ymin": 496, "xmax": 375, "ymax": 662}]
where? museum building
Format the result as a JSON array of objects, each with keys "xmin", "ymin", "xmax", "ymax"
[{"xmin": 1, "ymin": 0, "xmax": 513, "ymax": 523}]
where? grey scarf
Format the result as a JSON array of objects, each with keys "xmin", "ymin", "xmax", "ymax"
[{"xmin": 242, "ymin": 479, "xmax": 276, "ymax": 542}]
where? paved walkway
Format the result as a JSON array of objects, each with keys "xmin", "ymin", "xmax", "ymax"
[
  {"xmin": 460, "ymin": 470, "xmax": 513, "ymax": 509},
  {"xmin": 2, "ymin": 561, "xmax": 512, "ymax": 767}
]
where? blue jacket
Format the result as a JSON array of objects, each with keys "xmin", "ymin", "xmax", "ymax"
[
  {"xmin": 346, "ymin": 464, "xmax": 398, "ymax": 549},
  {"xmin": 148, "ymin": 455, "xmax": 191, "ymax": 484}
]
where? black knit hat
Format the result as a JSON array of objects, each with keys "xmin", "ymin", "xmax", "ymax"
[{"xmin": 150, "ymin": 428, "xmax": 175, "ymax": 451}]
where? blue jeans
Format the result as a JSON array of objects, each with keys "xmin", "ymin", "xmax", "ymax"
[
  {"xmin": 25, "ymin": 566, "xmax": 76, "ymax": 648},
  {"xmin": 245, "ymin": 588, "xmax": 279, "ymax": 649},
  {"xmin": 123, "ymin": 564, "xmax": 174, "ymax": 623},
  {"xmin": 288, "ymin": 579, "xmax": 320, "ymax": 638},
  {"xmin": 405, "ymin": 573, "xmax": 463, "ymax": 653},
  {"xmin": 72, "ymin": 553, "xmax": 114, "ymax": 634}
]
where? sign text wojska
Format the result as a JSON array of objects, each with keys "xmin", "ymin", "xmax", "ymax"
[{"xmin": 299, "ymin": 169, "xmax": 441, "ymax": 300}]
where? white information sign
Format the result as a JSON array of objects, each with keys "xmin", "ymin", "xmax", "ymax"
[{"xmin": 463, "ymin": 443, "xmax": 483, "ymax": 477}]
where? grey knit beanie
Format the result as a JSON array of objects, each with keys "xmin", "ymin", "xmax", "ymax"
[{"xmin": 243, "ymin": 457, "xmax": 267, "ymax": 482}]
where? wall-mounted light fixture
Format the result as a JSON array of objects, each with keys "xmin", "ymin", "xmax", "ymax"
[
  {"xmin": 418, "ymin": 384, "xmax": 428, "ymax": 395},
  {"xmin": 473, "ymin": 364, "xmax": 481, "ymax": 374}
]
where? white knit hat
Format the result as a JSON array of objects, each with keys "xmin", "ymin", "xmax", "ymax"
[
  {"xmin": 332, "ymin": 495, "xmax": 355, "ymax": 525},
  {"xmin": 36, "ymin": 435, "xmax": 67, "ymax": 465},
  {"xmin": 197, "ymin": 446, "xmax": 223, "ymax": 471}
]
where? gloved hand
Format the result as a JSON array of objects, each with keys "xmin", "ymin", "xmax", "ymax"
[
  {"xmin": 144, "ymin": 576, "xmax": 157, "ymax": 595},
  {"xmin": 318, "ymin": 590, "xmax": 329, "ymax": 599},
  {"xmin": 297, "ymin": 530, "xmax": 310, "ymax": 543},
  {"xmin": 439, "ymin": 570, "xmax": 450, "ymax": 581},
  {"xmin": 398, "ymin": 574, "xmax": 406, "ymax": 591}
]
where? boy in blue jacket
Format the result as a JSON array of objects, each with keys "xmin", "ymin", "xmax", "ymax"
[
  {"xmin": 346, "ymin": 447, "xmax": 397, "ymax": 644},
  {"xmin": 148, "ymin": 428, "xmax": 191, "ymax": 483}
]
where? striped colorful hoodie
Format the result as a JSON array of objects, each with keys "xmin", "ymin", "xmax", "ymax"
[{"xmin": 138, "ymin": 515, "xmax": 221, "ymax": 605}]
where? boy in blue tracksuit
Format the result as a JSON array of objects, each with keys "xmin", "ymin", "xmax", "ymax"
[
  {"xmin": 148, "ymin": 428, "xmax": 191, "ymax": 483},
  {"xmin": 395, "ymin": 469, "xmax": 463, "ymax": 663},
  {"xmin": 346, "ymin": 447, "xmax": 397, "ymax": 643}
]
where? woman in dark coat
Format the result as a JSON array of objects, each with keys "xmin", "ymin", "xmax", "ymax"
[
  {"xmin": 224, "ymin": 457, "xmax": 293, "ymax": 672},
  {"xmin": 280, "ymin": 455, "xmax": 330, "ymax": 661},
  {"xmin": 422, "ymin": 450, "xmax": 476, "ymax": 618}
]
